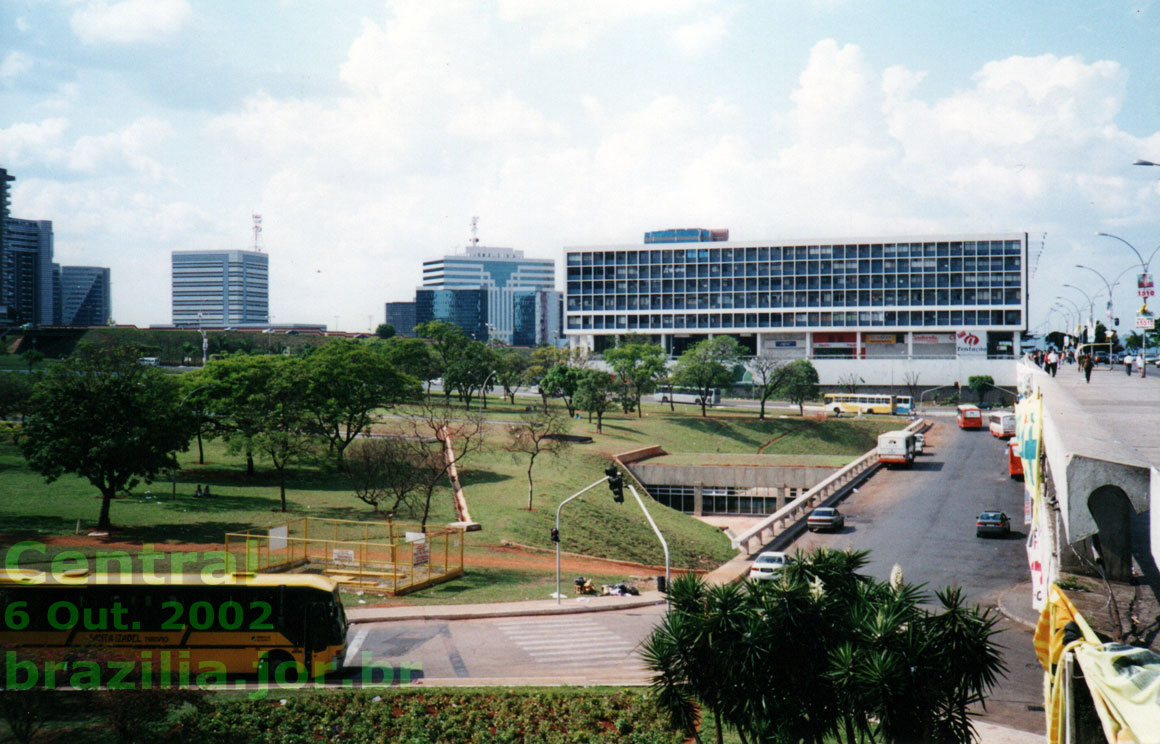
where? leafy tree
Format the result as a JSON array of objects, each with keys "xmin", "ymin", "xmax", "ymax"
[
  {"xmin": 19, "ymin": 345, "xmax": 195, "ymax": 530},
  {"xmin": 968, "ymin": 374, "xmax": 994, "ymax": 404},
  {"xmin": 673, "ymin": 336, "xmax": 741, "ymax": 417},
  {"xmin": 541, "ymin": 363, "xmax": 584, "ymax": 418},
  {"xmin": 525, "ymin": 346, "xmax": 568, "ymax": 411},
  {"xmin": 604, "ymin": 338, "xmax": 667, "ymax": 418},
  {"xmin": 375, "ymin": 322, "xmax": 396, "ymax": 340},
  {"xmin": 0, "ymin": 371, "xmax": 34, "ymax": 421},
  {"xmin": 444, "ymin": 339, "xmax": 496, "ymax": 410},
  {"xmin": 507, "ymin": 408, "xmax": 571, "ymax": 510},
  {"xmin": 745, "ymin": 353, "xmax": 791, "ymax": 420},
  {"xmin": 303, "ymin": 339, "xmax": 419, "ymax": 467},
  {"xmin": 494, "ymin": 347, "xmax": 531, "ymax": 405},
  {"xmin": 574, "ymin": 369, "xmax": 615, "ymax": 434},
  {"xmin": 244, "ymin": 357, "xmax": 318, "ymax": 511},
  {"xmin": 414, "ymin": 320, "xmax": 468, "ymax": 401},
  {"xmin": 20, "ymin": 348, "xmax": 44, "ymax": 372},
  {"xmin": 378, "ymin": 336, "xmax": 441, "ymax": 399},
  {"xmin": 178, "ymin": 369, "xmax": 219, "ymax": 465},
  {"xmin": 774, "ymin": 358, "xmax": 820, "ymax": 415},
  {"xmin": 642, "ymin": 548, "xmax": 1006, "ymax": 744},
  {"xmin": 196, "ymin": 355, "xmax": 275, "ymax": 477}
]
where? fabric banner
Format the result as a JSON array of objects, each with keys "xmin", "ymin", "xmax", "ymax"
[
  {"xmin": 1035, "ymin": 585, "xmax": 1100, "ymax": 744},
  {"xmin": 1073, "ymin": 642, "xmax": 1160, "ymax": 744}
]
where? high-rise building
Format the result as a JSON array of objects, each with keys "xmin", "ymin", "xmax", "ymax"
[
  {"xmin": 420, "ymin": 245, "xmax": 554, "ymax": 343},
  {"xmin": 385, "ymin": 301, "xmax": 417, "ymax": 337},
  {"xmin": 512, "ymin": 289, "xmax": 563, "ymax": 347},
  {"xmin": 60, "ymin": 266, "xmax": 111, "ymax": 326},
  {"xmin": 172, "ymin": 249, "xmax": 268, "ymax": 327},
  {"xmin": 414, "ymin": 288, "xmax": 489, "ymax": 341},
  {"xmin": 0, "ymin": 167, "xmax": 13, "ymax": 322},
  {"xmin": 2, "ymin": 218, "xmax": 54, "ymax": 325}
]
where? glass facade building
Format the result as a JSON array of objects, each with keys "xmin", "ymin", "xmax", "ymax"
[
  {"xmin": 2, "ymin": 218, "xmax": 54, "ymax": 325},
  {"xmin": 564, "ymin": 233, "xmax": 1027, "ymax": 355},
  {"xmin": 421, "ymin": 246, "xmax": 555, "ymax": 344},
  {"xmin": 60, "ymin": 266, "xmax": 111, "ymax": 326},
  {"xmin": 414, "ymin": 287, "xmax": 489, "ymax": 341},
  {"xmin": 172, "ymin": 249, "xmax": 268, "ymax": 327}
]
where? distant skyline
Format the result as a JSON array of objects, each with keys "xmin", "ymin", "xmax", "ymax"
[{"xmin": 2, "ymin": 1, "xmax": 1158, "ymax": 332}]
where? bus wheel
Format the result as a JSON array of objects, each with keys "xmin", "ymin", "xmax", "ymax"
[{"xmin": 259, "ymin": 650, "xmax": 304, "ymax": 684}]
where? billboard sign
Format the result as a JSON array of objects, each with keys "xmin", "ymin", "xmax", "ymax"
[{"xmin": 1139, "ymin": 273, "xmax": 1155, "ymax": 298}]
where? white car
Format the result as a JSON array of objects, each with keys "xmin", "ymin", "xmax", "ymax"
[
  {"xmin": 913, "ymin": 432, "xmax": 925, "ymax": 454},
  {"xmin": 749, "ymin": 551, "xmax": 794, "ymax": 581}
]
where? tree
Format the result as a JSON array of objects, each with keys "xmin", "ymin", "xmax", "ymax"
[
  {"xmin": 525, "ymin": 346, "xmax": 568, "ymax": 412},
  {"xmin": 604, "ymin": 339, "xmax": 667, "ymax": 418},
  {"xmin": 20, "ymin": 348, "xmax": 44, "ymax": 372},
  {"xmin": 774, "ymin": 358, "xmax": 820, "ymax": 416},
  {"xmin": 346, "ymin": 437, "xmax": 424, "ymax": 515},
  {"xmin": 507, "ymin": 408, "xmax": 571, "ymax": 510},
  {"xmin": 541, "ymin": 363, "xmax": 584, "ymax": 418},
  {"xmin": 673, "ymin": 336, "xmax": 741, "ymax": 417},
  {"xmin": 378, "ymin": 336, "xmax": 441, "ymax": 399},
  {"xmin": 196, "ymin": 355, "xmax": 277, "ymax": 477},
  {"xmin": 375, "ymin": 323, "xmax": 396, "ymax": 340},
  {"xmin": 443, "ymin": 339, "xmax": 496, "ymax": 410},
  {"xmin": 19, "ymin": 345, "xmax": 195, "ymax": 530},
  {"xmin": 903, "ymin": 370, "xmax": 921, "ymax": 407},
  {"xmin": 835, "ymin": 373, "xmax": 861, "ymax": 394},
  {"xmin": 0, "ymin": 371, "xmax": 34, "ymax": 421},
  {"xmin": 642, "ymin": 548, "xmax": 1006, "ymax": 744},
  {"xmin": 251, "ymin": 357, "xmax": 320, "ymax": 511},
  {"xmin": 968, "ymin": 374, "xmax": 994, "ymax": 404},
  {"xmin": 303, "ymin": 339, "xmax": 419, "ymax": 468},
  {"xmin": 745, "ymin": 353, "xmax": 791, "ymax": 420},
  {"xmin": 574, "ymin": 369, "xmax": 615, "ymax": 434},
  {"xmin": 494, "ymin": 347, "xmax": 531, "ymax": 405},
  {"xmin": 414, "ymin": 320, "xmax": 468, "ymax": 402}
]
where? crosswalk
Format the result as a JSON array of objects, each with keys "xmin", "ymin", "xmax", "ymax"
[{"xmin": 494, "ymin": 618, "xmax": 645, "ymax": 669}]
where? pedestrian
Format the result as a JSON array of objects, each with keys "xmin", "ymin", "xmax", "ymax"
[
  {"xmin": 1081, "ymin": 353, "xmax": 1094, "ymax": 383},
  {"xmin": 1124, "ymin": 353, "xmax": 1134, "ymax": 376},
  {"xmin": 203, "ymin": 484, "xmax": 212, "ymax": 498},
  {"xmin": 1046, "ymin": 349, "xmax": 1058, "ymax": 377},
  {"xmin": 194, "ymin": 484, "xmax": 202, "ymax": 498}
]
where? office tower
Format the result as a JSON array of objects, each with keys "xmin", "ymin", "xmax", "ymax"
[
  {"xmin": 60, "ymin": 266, "xmax": 111, "ymax": 326},
  {"xmin": 385, "ymin": 301, "xmax": 417, "ymax": 337},
  {"xmin": 2, "ymin": 218, "xmax": 54, "ymax": 325},
  {"xmin": 421, "ymin": 245, "xmax": 554, "ymax": 343},
  {"xmin": 172, "ymin": 249, "xmax": 268, "ymax": 327},
  {"xmin": 414, "ymin": 287, "xmax": 488, "ymax": 341},
  {"xmin": 0, "ymin": 167, "xmax": 12, "ymax": 321}
]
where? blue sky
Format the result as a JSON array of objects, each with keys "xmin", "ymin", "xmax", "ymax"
[{"xmin": 2, "ymin": 0, "xmax": 1159, "ymax": 333}]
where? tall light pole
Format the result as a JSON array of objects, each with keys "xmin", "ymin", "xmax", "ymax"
[{"xmin": 1075, "ymin": 264, "xmax": 1134, "ymax": 326}]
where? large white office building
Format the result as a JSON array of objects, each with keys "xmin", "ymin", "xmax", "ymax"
[
  {"xmin": 172, "ymin": 249, "xmax": 268, "ymax": 327},
  {"xmin": 564, "ymin": 231, "xmax": 1029, "ymax": 384}
]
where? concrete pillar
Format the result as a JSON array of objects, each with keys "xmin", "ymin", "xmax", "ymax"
[
  {"xmin": 856, "ymin": 330, "xmax": 862, "ymax": 359},
  {"xmin": 906, "ymin": 331, "xmax": 913, "ymax": 359},
  {"xmin": 805, "ymin": 331, "xmax": 812, "ymax": 358},
  {"xmin": 1014, "ymin": 331, "xmax": 1022, "ymax": 357},
  {"xmin": 693, "ymin": 484, "xmax": 703, "ymax": 517},
  {"xmin": 1088, "ymin": 486, "xmax": 1134, "ymax": 582},
  {"xmin": 776, "ymin": 487, "xmax": 786, "ymax": 511}
]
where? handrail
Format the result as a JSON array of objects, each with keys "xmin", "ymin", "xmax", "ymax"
[{"xmin": 731, "ymin": 419, "xmax": 926, "ymax": 554}]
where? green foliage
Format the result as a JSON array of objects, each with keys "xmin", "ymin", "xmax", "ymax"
[
  {"xmin": 574, "ymin": 369, "xmax": 615, "ymax": 433},
  {"xmin": 968, "ymin": 375, "xmax": 994, "ymax": 404},
  {"xmin": 19, "ymin": 344, "xmax": 196, "ymax": 530},
  {"xmin": 494, "ymin": 347, "xmax": 531, "ymax": 404},
  {"xmin": 541, "ymin": 363, "xmax": 584, "ymax": 418},
  {"xmin": 673, "ymin": 336, "xmax": 741, "ymax": 416},
  {"xmin": 773, "ymin": 358, "xmax": 820, "ymax": 415},
  {"xmin": 377, "ymin": 336, "xmax": 441, "ymax": 392},
  {"xmin": 175, "ymin": 689, "xmax": 684, "ymax": 744},
  {"xmin": 0, "ymin": 371, "xmax": 34, "ymax": 419},
  {"xmin": 642, "ymin": 549, "xmax": 1007, "ymax": 744},
  {"xmin": 374, "ymin": 322, "xmax": 396, "ymax": 339},
  {"xmin": 604, "ymin": 339, "xmax": 667, "ymax": 418}
]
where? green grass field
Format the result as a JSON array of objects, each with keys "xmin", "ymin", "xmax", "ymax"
[{"xmin": 0, "ymin": 392, "xmax": 904, "ymax": 603}]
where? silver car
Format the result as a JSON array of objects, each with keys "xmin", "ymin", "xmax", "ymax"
[{"xmin": 749, "ymin": 551, "xmax": 793, "ymax": 581}]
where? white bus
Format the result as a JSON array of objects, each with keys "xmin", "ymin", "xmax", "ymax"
[
  {"xmin": 877, "ymin": 430, "xmax": 917, "ymax": 465},
  {"xmin": 652, "ymin": 387, "xmax": 722, "ymax": 406},
  {"xmin": 988, "ymin": 411, "xmax": 1016, "ymax": 438},
  {"xmin": 824, "ymin": 393, "xmax": 912, "ymax": 416}
]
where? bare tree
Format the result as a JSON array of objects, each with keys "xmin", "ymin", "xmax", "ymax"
[
  {"xmin": 904, "ymin": 371, "xmax": 921, "ymax": 406},
  {"xmin": 836, "ymin": 373, "xmax": 862, "ymax": 394},
  {"xmin": 507, "ymin": 408, "xmax": 572, "ymax": 510},
  {"xmin": 346, "ymin": 437, "xmax": 424, "ymax": 515},
  {"xmin": 745, "ymin": 353, "xmax": 791, "ymax": 420}
]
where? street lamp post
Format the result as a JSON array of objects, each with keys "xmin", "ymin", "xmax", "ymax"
[{"xmin": 1075, "ymin": 264, "xmax": 1134, "ymax": 326}]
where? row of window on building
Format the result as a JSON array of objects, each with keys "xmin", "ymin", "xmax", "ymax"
[{"xmin": 569, "ymin": 308, "xmax": 1022, "ymax": 331}]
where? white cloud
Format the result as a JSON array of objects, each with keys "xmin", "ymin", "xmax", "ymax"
[
  {"xmin": 0, "ymin": 51, "xmax": 32, "ymax": 80},
  {"xmin": 498, "ymin": 0, "xmax": 709, "ymax": 52},
  {"xmin": 670, "ymin": 14, "xmax": 729, "ymax": 56},
  {"xmin": 0, "ymin": 118, "xmax": 70, "ymax": 166},
  {"xmin": 446, "ymin": 91, "xmax": 563, "ymax": 140},
  {"xmin": 68, "ymin": 117, "xmax": 174, "ymax": 179},
  {"xmin": 70, "ymin": 0, "xmax": 191, "ymax": 45}
]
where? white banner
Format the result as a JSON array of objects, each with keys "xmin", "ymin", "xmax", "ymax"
[{"xmin": 268, "ymin": 525, "xmax": 288, "ymax": 551}]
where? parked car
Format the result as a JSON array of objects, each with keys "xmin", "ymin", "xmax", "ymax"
[
  {"xmin": 1093, "ymin": 350, "xmax": 1110, "ymax": 365},
  {"xmin": 913, "ymin": 432, "xmax": 925, "ymax": 454},
  {"xmin": 807, "ymin": 507, "xmax": 845, "ymax": 532},
  {"xmin": 748, "ymin": 551, "xmax": 794, "ymax": 581},
  {"xmin": 975, "ymin": 510, "xmax": 1011, "ymax": 538}
]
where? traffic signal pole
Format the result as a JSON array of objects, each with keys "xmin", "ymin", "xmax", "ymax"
[
  {"xmin": 554, "ymin": 476, "xmax": 610, "ymax": 605},
  {"xmin": 626, "ymin": 483, "xmax": 670, "ymax": 606}
]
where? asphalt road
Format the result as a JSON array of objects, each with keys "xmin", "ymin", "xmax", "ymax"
[{"xmin": 352, "ymin": 420, "xmax": 1045, "ymax": 731}]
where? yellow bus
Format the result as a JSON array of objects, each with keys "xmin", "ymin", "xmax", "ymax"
[
  {"xmin": 0, "ymin": 570, "xmax": 348, "ymax": 682},
  {"xmin": 824, "ymin": 393, "xmax": 912, "ymax": 416}
]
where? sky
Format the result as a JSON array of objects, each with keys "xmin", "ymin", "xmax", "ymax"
[{"xmin": 2, "ymin": 0, "xmax": 1159, "ymax": 334}]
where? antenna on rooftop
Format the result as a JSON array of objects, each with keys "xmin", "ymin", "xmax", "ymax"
[
  {"xmin": 252, "ymin": 214, "xmax": 264, "ymax": 252},
  {"xmin": 469, "ymin": 216, "xmax": 479, "ymax": 252}
]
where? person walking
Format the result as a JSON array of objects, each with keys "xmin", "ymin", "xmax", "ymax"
[
  {"xmin": 1081, "ymin": 353, "xmax": 1094, "ymax": 383},
  {"xmin": 1124, "ymin": 353, "xmax": 1135, "ymax": 376},
  {"xmin": 1046, "ymin": 349, "xmax": 1058, "ymax": 377}
]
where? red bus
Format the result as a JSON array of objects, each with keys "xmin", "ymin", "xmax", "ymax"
[
  {"xmin": 957, "ymin": 404, "xmax": 983, "ymax": 429},
  {"xmin": 1007, "ymin": 439, "xmax": 1024, "ymax": 479}
]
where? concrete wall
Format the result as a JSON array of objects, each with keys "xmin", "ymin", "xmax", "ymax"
[
  {"xmin": 810, "ymin": 357, "xmax": 1017, "ymax": 387},
  {"xmin": 628, "ymin": 463, "xmax": 835, "ymax": 490}
]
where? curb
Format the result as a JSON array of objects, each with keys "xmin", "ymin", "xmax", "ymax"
[
  {"xmin": 347, "ymin": 593, "xmax": 665, "ymax": 624},
  {"xmin": 995, "ymin": 583, "xmax": 1040, "ymax": 631}
]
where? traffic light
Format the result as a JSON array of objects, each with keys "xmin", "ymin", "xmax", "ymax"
[
  {"xmin": 605, "ymin": 465, "xmax": 624, "ymax": 503},
  {"xmin": 550, "ymin": 527, "xmax": 559, "ymax": 543}
]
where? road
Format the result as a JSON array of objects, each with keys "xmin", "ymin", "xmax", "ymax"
[{"xmin": 350, "ymin": 419, "xmax": 1044, "ymax": 731}]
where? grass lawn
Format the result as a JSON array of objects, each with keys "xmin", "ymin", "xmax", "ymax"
[{"xmin": 0, "ymin": 392, "xmax": 903, "ymax": 603}]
